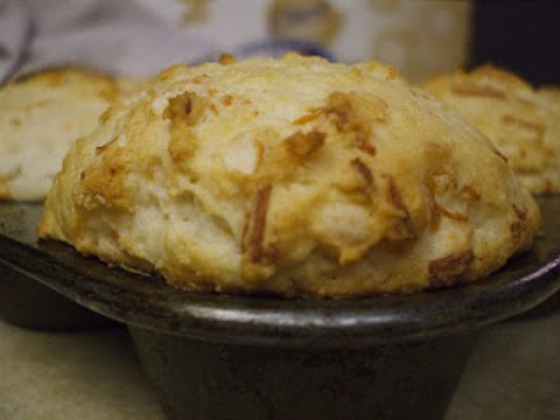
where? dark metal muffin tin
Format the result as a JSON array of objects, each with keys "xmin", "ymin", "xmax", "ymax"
[
  {"xmin": 0, "ymin": 203, "xmax": 116, "ymax": 330},
  {"xmin": 0, "ymin": 260, "xmax": 114, "ymax": 330},
  {"xmin": 1, "ymin": 198, "xmax": 560, "ymax": 420}
]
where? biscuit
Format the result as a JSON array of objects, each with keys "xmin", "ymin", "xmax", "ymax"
[
  {"xmin": 424, "ymin": 65, "xmax": 560, "ymax": 195},
  {"xmin": 538, "ymin": 86, "xmax": 560, "ymax": 112},
  {"xmin": 0, "ymin": 68, "xmax": 139, "ymax": 201},
  {"xmin": 38, "ymin": 55, "xmax": 540, "ymax": 297}
]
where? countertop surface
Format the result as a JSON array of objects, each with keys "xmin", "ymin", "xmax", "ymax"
[{"xmin": 1, "ymin": 308, "xmax": 559, "ymax": 420}]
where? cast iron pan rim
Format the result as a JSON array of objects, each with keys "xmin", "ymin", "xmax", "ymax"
[{"xmin": 1, "ymin": 228, "xmax": 559, "ymax": 348}]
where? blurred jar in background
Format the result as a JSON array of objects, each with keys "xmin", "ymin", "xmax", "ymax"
[
  {"xmin": 136, "ymin": 0, "xmax": 473, "ymax": 83},
  {"xmin": 362, "ymin": 0, "xmax": 472, "ymax": 82}
]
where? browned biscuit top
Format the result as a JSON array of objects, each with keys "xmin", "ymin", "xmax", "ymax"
[{"xmin": 39, "ymin": 55, "xmax": 540, "ymax": 297}]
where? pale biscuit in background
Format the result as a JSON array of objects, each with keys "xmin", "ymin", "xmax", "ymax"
[
  {"xmin": 0, "ymin": 68, "xmax": 143, "ymax": 201},
  {"xmin": 39, "ymin": 54, "xmax": 539, "ymax": 297},
  {"xmin": 538, "ymin": 86, "xmax": 560, "ymax": 113},
  {"xmin": 424, "ymin": 65, "xmax": 560, "ymax": 195}
]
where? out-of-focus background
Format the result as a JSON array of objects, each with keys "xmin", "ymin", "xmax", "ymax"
[
  {"xmin": 469, "ymin": 0, "xmax": 560, "ymax": 86},
  {"xmin": 2, "ymin": 0, "xmax": 559, "ymax": 84}
]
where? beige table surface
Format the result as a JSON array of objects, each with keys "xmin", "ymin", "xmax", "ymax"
[{"xmin": 1, "ymin": 309, "xmax": 559, "ymax": 420}]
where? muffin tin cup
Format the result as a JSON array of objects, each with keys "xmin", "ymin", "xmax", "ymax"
[
  {"xmin": 129, "ymin": 326, "xmax": 477, "ymax": 420},
  {"xmin": 0, "ymin": 202, "xmax": 118, "ymax": 330},
  {"xmin": 509, "ymin": 197, "xmax": 560, "ymax": 321},
  {"xmin": 0, "ymin": 260, "xmax": 115, "ymax": 330},
  {"xmin": 510, "ymin": 288, "xmax": 560, "ymax": 320}
]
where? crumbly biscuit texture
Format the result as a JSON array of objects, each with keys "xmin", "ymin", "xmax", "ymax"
[
  {"xmin": 0, "ymin": 68, "xmax": 138, "ymax": 201},
  {"xmin": 424, "ymin": 65, "xmax": 560, "ymax": 195},
  {"xmin": 39, "ymin": 55, "xmax": 540, "ymax": 297}
]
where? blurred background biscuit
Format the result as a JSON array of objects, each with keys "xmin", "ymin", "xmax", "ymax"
[
  {"xmin": 0, "ymin": 67, "xmax": 144, "ymax": 201},
  {"xmin": 424, "ymin": 65, "xmax": 560, "ymax": 195}
]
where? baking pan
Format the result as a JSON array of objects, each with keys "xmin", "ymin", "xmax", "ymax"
[
  {"xmin": 510, "ymin": 197, "xmax": 560, "ymax": 321},
  {"xmin": 0, "ymin": 198, "xmax": 559, "ymax": 420},
  {"xmin": 0, "ymin": 259, "xmax": 114, "ymax": 330},
  {"xmin": 0, "ymin": 203, "xmax": 117, "ymax": 330}
]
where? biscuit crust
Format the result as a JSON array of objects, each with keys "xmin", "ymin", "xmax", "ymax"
[{"xmin": 39, "ymin": 55, "xmax": 540, "ymax": 297}]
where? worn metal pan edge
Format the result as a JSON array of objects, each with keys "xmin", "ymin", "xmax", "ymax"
[{"xmin": 0, "ymin": 198, "xmax": 559, "ymax": 346}]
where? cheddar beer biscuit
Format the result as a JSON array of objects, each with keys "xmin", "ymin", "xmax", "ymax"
[{"xmin": 39, "ymin": 55, "xmax": 539, "ymax": 297}]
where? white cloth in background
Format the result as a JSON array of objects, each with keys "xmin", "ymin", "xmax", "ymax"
[
  {"xmin": 20, "ymin": 0, "xmax": 220, "ymax": 77},
  {"xmin": 0, "ymin": 0, "xmax": 31, "ymax": 83}
]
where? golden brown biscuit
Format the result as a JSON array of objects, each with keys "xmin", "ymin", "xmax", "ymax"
[
  {"xmin": 39, "ymin": 55, "xmax": 539, "ymax": 297},
  {"xmin": 424, "ymin": 65, "xmax": 560, "ymax": 195},
  {"xmin": 0, "ymin": 68, "xmax": 145, "ymax": 201},
  {"xmin": 538, "ymin": 86, "xmax": 560, "ymax": 113}
]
